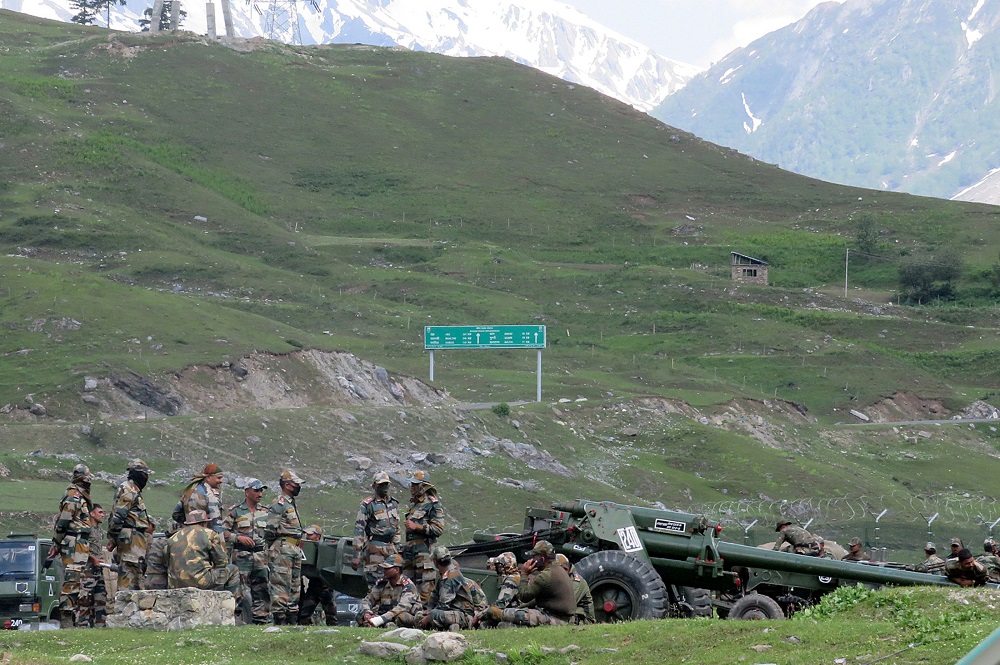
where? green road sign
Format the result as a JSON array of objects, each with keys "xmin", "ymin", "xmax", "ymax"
[{"xmin": 424, "ymin": 325, "xmax": 546, "ymax": 350}]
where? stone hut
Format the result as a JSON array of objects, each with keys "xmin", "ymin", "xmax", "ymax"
[{"xmin": 731, "ymin": 252, "xmax": 769, "ymax": 285}]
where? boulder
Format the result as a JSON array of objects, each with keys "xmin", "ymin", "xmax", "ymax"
[
  {"xmin": 421, "ymin": 632, "xmax": 468, "ymax": 662},
  {"xmin": 359, "ymin": 641, "xmax": 412, "ymax": 659}
]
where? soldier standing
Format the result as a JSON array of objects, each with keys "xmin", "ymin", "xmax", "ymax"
[
  {"xmin": 298, "ymin": 525, "xmax": 337, "ymax": 625},
  {"xmin": 77, "ymin": 504, "xmax": 109, "ymax": 628},
  {"xmin": 107, "ymin": 459, "xmax": 155, "ymax": 591},
  {"xmin": 164, "ymin": 510, "xmax": 241, "ymax": 594},
  {"xmin": 48, "ymin": 463, "xmax": 93, "ymax": 628},
  {"xmin": 358, "ymin": 554, "xmax": 421, "ymax": 628},
  {"xmin": 353, "ymin": 471, "xmax": 400, "ymax": 589},
  {"xmin": 417, "ymin": 546, "xmax": 488, "ymax": 631},
  {"xmin": 173, "ymin": 463, "xmax": 225, "ymax": 534},
  {"xmin": 401, "ymin": 470, "xmax": 444, "ymax": 602},
  {"xmin": 224, "ymin": 478, "xmax": 271, "ymax": 624},
  {"xmin": 773, "ymin": 521, "xmax": 821, "ymax": 556},
  {"xmin": 264, "ymin": 469, "xmax": 305, "ymax": 625}
]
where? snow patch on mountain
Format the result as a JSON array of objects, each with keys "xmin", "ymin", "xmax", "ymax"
[{"xmin": 1, "ymin": 0, "xmax": 699, "ymax": 111}]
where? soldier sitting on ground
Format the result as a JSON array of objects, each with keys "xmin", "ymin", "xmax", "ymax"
[
  {"xmin": 556, "ymin": 553, "xmax": 594, "ymax": 624},
  {"xmin": 358, "ymin": 554, "xmax": 421, "ymax": 628},
  {"xmin": 842, "ymin": 537, "xmax": 870, "ymax": 562},
  {"xmin": 479, "ymin": 540, "xmax": 577, "ymax": 628},
  {"xmin": 914, "ymin": 542, "xmax": 946, "ymax": 574},
  {"xmin": 416, "ymin": 546, "xmax": 488, "ymax": 631},
  {"xmin": 773, "ymin": 521, "xmax": 821, "ymax": 556},
  {"xmin": 164, "ymin": 510, "xmax": 242, "ymax": 596},
  {"xmin": 945, "ymin": 548, "xmax": 989, "ymax": 587}
]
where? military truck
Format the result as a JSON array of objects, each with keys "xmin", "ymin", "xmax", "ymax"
[
  {"xmin": 0, "ymin": 534, "xmax": 61, "ymax": 630},
  {"xmin": 304, "ymin": 498, "xmax": 962, "ymax": 622}
]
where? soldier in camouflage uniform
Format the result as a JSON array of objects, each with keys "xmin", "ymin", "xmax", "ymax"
[
  {"xmin": 224, "ymin": 478, "xmax": 271, "ymax": 624},
  {"xmin": 479, "ymin": 541, "xmax": 576, "ymax": 628},
  {"xmin": 353, "ymin": 471, "xmax": 400, "ymax": 590},
  {"xmin": 914, "ymin": 542, "xmax": 946, "ymax": 574},
  {"xmin": 489, "ymin": 552, "xmax": 521, "ymax": 609},
  {"xmin": 299, "ymin": 525, "xmax": 338, "ymax": 625},
  {"xmin": 416, "ymin": 546, "xmax": 487, "ymax": 631},
  {"xmin": 556, "ymin": 553, "xmax": 595, "ymax": 624},
  {"xmin": 141, "ymin": 532, "xmax": 170, "ymax": 590},
  {"xmin": 107, "ymin": 459, "xmax": 155, "ymax": 591},
  {"xmin": 402, "ymin": 470, "xmax": 445, "ymax": 603},
  {"xmin": 976, "ymin": 538, "xmax": 1000, "ymax": 583},
  {"xmin": 842, "ymin": 537, "xmax": 870, "ymax": 562},
  {"xmin": 358, "ymin": 554, "xmax": 421, "ymax": 628},
  {"xmin": 164, "ymin": 510, "xmax": 241, "ymax": 594},
  {"xmin": 264, "ymin": 469, "xmax": 305, "ymax": 625},
  {"xmin": 172, "ymin": 463, "xmax": 225, "ymax": 534},
  {"xmin": 945, "ymin": 548, "xmax": 989, "ymax": 587},
  {"xmin": 77, "ymin": 503, "xmax": 108, "ymax": 628},
  {"xmin": 48, "ymin": 463, "xmax": 93, "ymax": 628},
  {"xmin": 773, "ymin": 521, "xmax": 821, "ymax": 556}
]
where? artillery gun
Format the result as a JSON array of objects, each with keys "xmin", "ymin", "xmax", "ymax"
[{"xmin": 304, "ymin": 498, "xmax": 962, "ymax": 622}]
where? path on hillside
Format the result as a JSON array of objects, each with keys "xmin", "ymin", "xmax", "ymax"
[{"xmin": 838, "ymin": 418, "xmax": 1000, "ymax": 427}]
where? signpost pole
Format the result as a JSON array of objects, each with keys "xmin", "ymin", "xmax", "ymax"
[
  {"xmin": 537, "ymin": 349, "xmax": 542, "ymax": 402},
  {"xmin": 429, "ymin": 350, "xmax": 434, "ymax": 382}
]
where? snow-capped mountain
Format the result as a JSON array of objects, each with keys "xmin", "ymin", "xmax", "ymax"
[
  {"xmin": 652, "ymin": 0, "xmax": 1000, "ymax": 203},
  {"xmin": 1, "ymin": 0, "xmax": 699, "ymax": 111}
]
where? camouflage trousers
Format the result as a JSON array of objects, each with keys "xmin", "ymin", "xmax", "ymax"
[
  {"xmin": 420, "ymin": 608, "xmax": 476, "ymax": 630},
  {"xmin": 58, "ymin": 556, "xmax": 84, "ymax": 629},
  {"xmin": 77, "ymin": 569, "xmax": 108, "ymax": 628},
  {"xmin": 298, "ymin": 578, "xmax": 336, "ymax": 626},
  {"xmin": 401, "ymin": 550, "xmax": 437, "ymax": 603},
  {"xmin": 363, "ymin": 542, "xmax": 397, "ymax": 588},
  {"xmin": 113, "ymin": 550, "xmax": 146, "ymax": 591},
  {"xmin": 268, "ymin": 543, "xmax": 302, "ymax": 623},
  {"xmin": 141, "ymin": 538, "xmax": 168, "ymax": 590},
  {"xmin": 234, "ymin": 550, "xmax": 271, "ymax": 624},
  {"xmin": 206, "ymin": 564, "xmax": 242, "ymax": 596},
  {"xmin": 494, "ymin": 607, "xmax": 568, "ymax": 627}
]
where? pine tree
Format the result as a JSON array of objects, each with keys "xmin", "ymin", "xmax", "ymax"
[{"xmin": 70, "ymin": 0, "xmax": 99, "ymax": 25}]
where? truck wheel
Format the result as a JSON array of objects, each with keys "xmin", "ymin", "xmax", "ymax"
[
  {"xmin": 728, "ymin": 593, "xmax": 785, "ymax": 620},
  {"xmin": 668, "ymin": 585, "xmax": 713, "ymax": 618},
  {"xmin": 575, "ymin": 550, "xmax": 667, "ymax": 621}
]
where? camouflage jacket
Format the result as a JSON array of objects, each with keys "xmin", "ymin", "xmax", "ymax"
[
  {"xmin": 164, "ymin": 524, "xmax": 231, "ymax": 589},
  {"xmin": 184, "ymin": 482, "xmax": 224, "ymax": 535},
  {"xmin": 518, "ymin": 563, "xmax": 576, "ymax": 617},
  {"xmin": 915, "ymin": 554, "xmax": 947, "ymax": 574},
  {"xmin": 361, "ymin": 574, "xmax": 421, "ymax": 621},
  {"xmin": 495, "ymin": 572, "xmax": 521, "ymax": 609},
  {"xmin": 403, "ymin": 492, "xmax": 444, "ymax": 553},
  {"xmin": 224, "ymin": 500, "xmax": 269, "ymax": 553},
  {"xmin": 842, "ymin": 551, "xmax": 870, "ymax": 562},
  {"xmin": 773, "ymin": 526, "xmax": 817, "ymax": 551},
  {"xmin": 428, "ymin": 562, "xmax": 488, "ymax": 615},
  {"xmin": 264, "ymin": 494, "xmax": 303, "ymax": 545},
  {"xmin": 86, "ymin": 523, "xmax": 107, "ymax": 572},
  {"xmin": 354, "ymin": 494, "xmax": 400, "ymax": 554},
  {"xmin": 53, "ymin": 483, "xmax": 92, "ymax": 548},
  {"xmin": 976, "ymin": 553, "xmax": 1000, "ymax": 582},
  {"xmin": 108, "ymin": 479, "xmax": 153, "ymax": 550},
  {"xmin": 945, "ymin": 558, "xmax": 990, "ymax": 587},
  {"xmin": 571, "ymin": 572, "xmax": 595, "ymax": 622}
]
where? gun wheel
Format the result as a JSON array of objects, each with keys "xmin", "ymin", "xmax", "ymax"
[
  {"xmin": 574, "ymin": 550, "xmax": 668, "ymax": 622},
  {"xmin": 728, "ymin": 593, "xmax": 785, "ymax": 620},
  {"xmin": 668, "ymin": 585, "xmax": 713, "ymax": 618}
]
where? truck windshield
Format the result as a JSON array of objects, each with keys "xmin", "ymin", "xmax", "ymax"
[{"xmin": 0, "ymin": 542, "xmax": 36, "ymax": 580}]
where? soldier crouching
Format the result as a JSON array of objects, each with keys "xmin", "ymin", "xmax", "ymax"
[
  {"xmin": 357, "ymin": 554, "xmax": 421, "ymax": 628},
  {"xmin": 415, "ymin": 547, "xmax": 487, "ymax": 631}
]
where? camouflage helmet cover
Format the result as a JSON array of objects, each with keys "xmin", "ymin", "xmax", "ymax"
[
  {"xmin": 72, "ymin": 463, "xmax": 93, "ymax": 483},
  {"xmin": 526, "ymin": 540, "xmax": 555, "ymax": 558},
  {"xmin": 430, "ymin": 545, "xmax": 452, "ymax": 563},
  {"xmin": 303, "ymin": 524, "xmax": 321, "ymax": 536},
  {"xmin": 127, "ymin": 458, "xmax": 151, "ymax": 474},
  {"xmin": 280, "ymin": 469, "xmax": 304, "ymax": 484},
  {"xmin": 380, "ymin": 553, "xmax": 404, "ymax": 569},
  {"xmin": 555, "ymin": 553, "xmax": 570, "ymax": 567},
  {"xmin": 372, "ymin": 471, "xmax": 391, "ymax": 486},
  {"xmin": 184, "ymin": 509, "xmax": 211, "ymax": 525},
  {"xmin": 488, "ymin": 551, "xmax": 517, "ymax": 572}
]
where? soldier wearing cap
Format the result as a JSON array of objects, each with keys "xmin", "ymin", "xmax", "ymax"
[
  {"xmin": 223, "ymin": 478, "xmax": 271, "ymax": 624},
  {"xmin": 298, "ymin": 525, "xmax": 338, "ymax": 625},
  {"xmin": 77, "ymin": 503, "xmax": 109, "ymax": 628},
  {"xmin": 49, "ymin": 463, "xmax": 93, "ymax": 628},
  {"xmin": 947, "ymin": 537, "xmax": 964, "ymax": 560},
  {"xmin": 164, "ymin": 510, "xmax": 241, "ymax": 595},
  {"xmin": 914, "ymin": 542, "xmax": 946, "ymax": 574},
  {"xmin": 402, "ymin": 470, "xmax": 445, "ymax": 602},
  {"xmin": 842, "ymin": 537, "xmax": 870, "ymax": 562},
  {"xmin": 479, "ymin": 540, "xmax": 576, "ymax": 628},
  {"xmin": 358, "ymin": 553, "xmax": 421, "ymax": 628},
  {"xmin": 945, "ymin": 548, "xmax": 989, "ymax": 587},
  {"xmin": 416, "ymin": 546, "xmax": 488, "ymax": 631},
  {"xmin": 772, "ymin": 520, "xmax": 821, "ymax": 556},
  {"xmin": 976, "ymin": 538, "xmax": 1000, "ymax": 583},
  {"xmin": 173, "ymin": 463, "xmax": 226, "ymax": 534},
  {"xmin": 556, "ymin": 553, "xmax": 595, "ymax": 624},
  {"xmin": 107, "ymin": 459, "xmax": 155, "ymax": 590},
  {"xmin": 353, "ymin": 471, "xmax": 400, "ymax": 590},
  {"xmin": 264, "ymin": 469, "xmax": 305, "ymax": 624}
]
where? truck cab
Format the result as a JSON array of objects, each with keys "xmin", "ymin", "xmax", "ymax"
[{"xmin": 0, "ymin": 534, "xmax": 62, "ymax": 630}]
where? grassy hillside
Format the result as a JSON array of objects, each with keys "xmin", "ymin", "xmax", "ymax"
[{"xmin": 2, "ymin": 12, "xmax": 1000, "ymax": 553}]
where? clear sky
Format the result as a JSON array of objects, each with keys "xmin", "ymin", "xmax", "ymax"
[{"xmin": 562, "ymin": 0, "xmax": 840, "ymax": 68}]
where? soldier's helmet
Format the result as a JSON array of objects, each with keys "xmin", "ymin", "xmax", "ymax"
[
  {"xmin": 430, "ymin": 545, "xmax": 452, "ymax": 564},
  {"xmin": 407, "ymin": 470, "xmax": 429, "ymax": 485},
  {"xmin": 127, "ymin": 458, "xmax": 152, "ymax": 474},
  {"xmin": 488, "ymin": 551, "xmax": 517, "ymax": 573},
  {"xmin": 372, "ymin": 471, "xmax": 391, "ymax": 486},
  {"xmin": 304, "ymin": 524, "xmax": 321, "ymax": 536},
  {"xmin": 985, "ymin": 537, "xmax": 997, "ymax": 553},
  {"xmin": 555, "ymin": 553, "xmax": 570, "ymax": 568},
  {"xmin": 71, "ymin": 463, "xmax": 93, "ymax": 483},
  {"xmin": 184, "ymin": 509, "xmax": 210, "ymax": 525},
  {"xmin": 775, "ymin": 520, "xmax": 792, "ymax": 532},
  {"xmin": 280, "ymin": 469, "xmax": 304, "ymax": 485},
  {"xmin": 380, "ymin": 553, "xmax": 404, "ymax": 569},
  {"xmin": 526, "ymin": 540, "xmax": 555, "ymax": 558}
]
